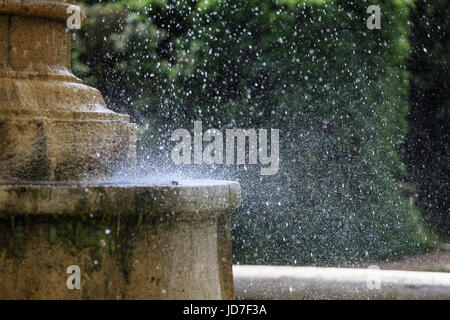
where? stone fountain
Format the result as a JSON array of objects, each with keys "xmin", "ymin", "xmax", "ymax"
[{"xmin": 0, "ymin": 0, "xmax": 241, "ymax": 299}]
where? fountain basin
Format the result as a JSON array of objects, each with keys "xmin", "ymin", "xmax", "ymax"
[
  {"xmin": 234, "ymin": 265, "xmax": 450, "ymax": 300},
  {"xmin": 0, "ymin": 180, "xmax": 241, "ymax": 299}
]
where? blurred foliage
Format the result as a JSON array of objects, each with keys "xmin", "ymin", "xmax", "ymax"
[
  {"xmin": 404, "ymin": 0, "xmax": 449, "ymax": 238},
  {"xmin": 72, "ymin": 0, "xmax": 437, "ymax": 265}
]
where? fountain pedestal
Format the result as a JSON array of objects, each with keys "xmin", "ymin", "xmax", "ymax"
[
  {"xmin": 0, "ymin": 182, "xmax": 240, "ymax": 299},
  {"xmin": 0, "ymin": 0, "xmax": 241, "ymax": 299},
  {"xmin": 0, "ymin": 0, "xmax": 136, "ymax": 183}
]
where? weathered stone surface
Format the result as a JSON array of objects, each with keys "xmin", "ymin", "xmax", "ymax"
[
  {"xmin": 0, "ymin": 15, "xmax": 8, "ymax": 68},
  {"xmin": 9, "ymin": 16, "xmax": 68, "ymax": 72},
  {"xmin": 0, "ymin": 115, "xmax": 136, "ymax": 182},
  {"xmin": 0, "ymin": 0, "xmax": 78, "ymax": 22},
  {"xmin": 0, "ymin": 1, "xmax": 136, "ymax": 183},
  {"xmin": 0, "ymin": 181, "xmax": 241, "ymax": 299}
]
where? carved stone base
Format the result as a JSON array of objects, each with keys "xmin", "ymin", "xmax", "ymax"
[{"xmin": 0, "ymin": 181, "xmax": 241, "ymax": 299}]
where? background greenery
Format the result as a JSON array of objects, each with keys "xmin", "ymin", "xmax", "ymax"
[{"xmin": 72, "ymin": 0, "xmax": 445, "ymax": 265}]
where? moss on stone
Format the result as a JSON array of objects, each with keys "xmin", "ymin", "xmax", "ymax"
[
  {"xmin": 0, "ymin": 213, "xmax": 141, "ymax": 282},
  {"xmin": 90, "ymin": 247, "xmax": 104, "ymax": 271},
  {"xmin": 23, "ymin": 155, "xmax": 51, "ymax": 182},
  {"xmin": 48, "ymin": 226, "xmax": 58, "ymax": 245}
]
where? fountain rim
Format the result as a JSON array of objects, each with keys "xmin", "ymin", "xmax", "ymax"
[{"xmin": 0, "ymin": 180, "xmax": 242, "ymax": 218}]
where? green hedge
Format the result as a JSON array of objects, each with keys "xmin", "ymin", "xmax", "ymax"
[{"xmin": 73, "ymin": 0, "xmax": 435, "ymax": 264}]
